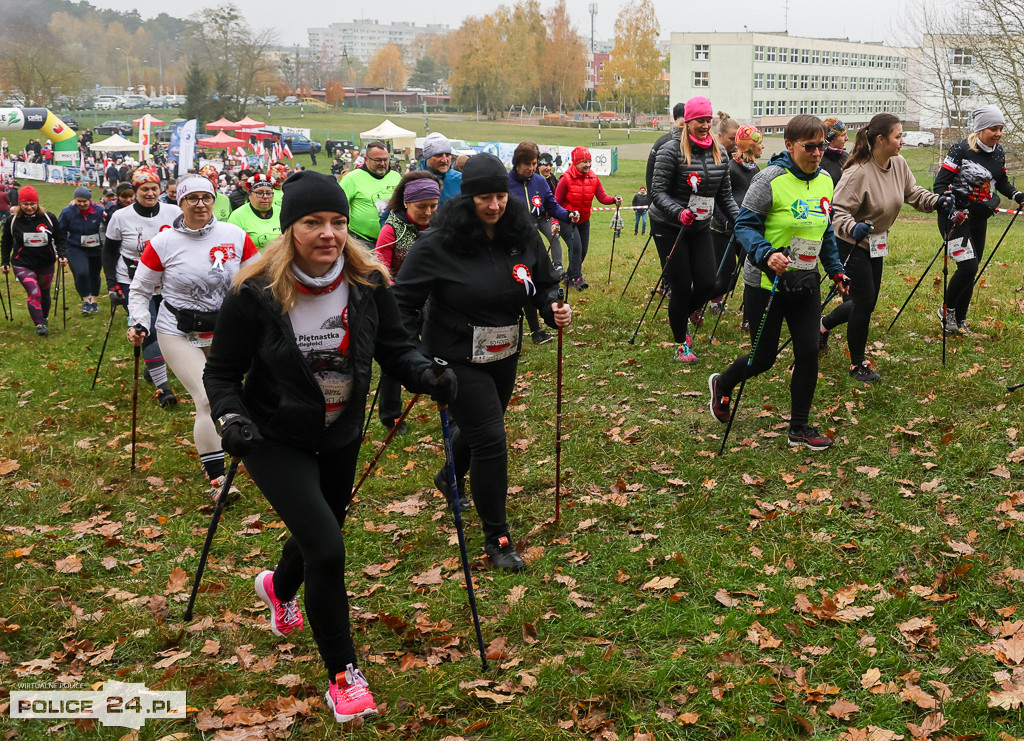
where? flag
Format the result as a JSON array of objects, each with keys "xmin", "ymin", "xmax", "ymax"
[
  {"xmin": 282, "ymin": 142, "xmax": 293, "ymax": 159},
  {"xmin": 176, "ymin": 119, "xmax": 197, "ymax": 178}
]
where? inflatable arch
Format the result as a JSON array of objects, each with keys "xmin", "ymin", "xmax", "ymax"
[{"xmin": 0, "ymin": 108, "xmax": 79, "ymax": 165}]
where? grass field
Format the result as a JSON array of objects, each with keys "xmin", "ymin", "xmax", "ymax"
[{"xmin": 3, "ymin": 127, "xmax": 1024, "ymax": 739}]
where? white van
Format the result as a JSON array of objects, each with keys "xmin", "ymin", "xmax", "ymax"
[{"xmin": 903, "ymin": 131, "xmax": 935, "ymax": 147}]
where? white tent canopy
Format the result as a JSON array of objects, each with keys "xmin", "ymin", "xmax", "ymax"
[
  {"xmin": 359, "ymin": 119, "xmax": 416, "ymax": 157},
  {"xmin": 89, "ymin": 134, "xmax": 147, "ymax": 153}
]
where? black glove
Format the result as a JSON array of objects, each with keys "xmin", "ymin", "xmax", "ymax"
[
  {"xmin": 1014, "ymin": 191, "xmax": 1024, "ymax": 205},
  {"xmin": 935, "ymin": 192, "xmax": 955, "ymax": 213},
  {"xmin": 109, "ymin": 285, "xmax": 125, "ymax": 305},
  {"xmin": 421, "ymin": 367, "xmax": 458, "ymax": 404},
  {"xmin": 851, "ymin": 220, "xmax": 873, "ymax": 243},
  {"xmin": 220, "ymin": 415, "xmax": 263, "ymax": 457},
  {"xmin": 985, "ymin": 194, "xmax": 1000, "ymax": 212}
]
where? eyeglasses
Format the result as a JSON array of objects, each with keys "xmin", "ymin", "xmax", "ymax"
[
  {"xmin": 251, "ymin": 188, "xmax": 274, "ymax": 196},
  {"xmin": 798, "ymin": 141, "xmax": 828, "ymax": 153},
  {"xmin": 182, "ymin": 193, "xmax": 215, "ymax": 205},
  {"xmin": 367, "ymin": 156, "xmax": 390, "ymax": 163}
]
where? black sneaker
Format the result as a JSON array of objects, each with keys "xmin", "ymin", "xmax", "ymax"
[
  {"xmin": 708, "ymin": 373, "xmax": 731, "ymax": 423},
  {"xmin": 574, "ymin": 277, "xmax": 589, "ymax": 291},
  {"xmin": 383, "ymin": 419, "xmax": 409, "ymax": 436},
  {"xmin": 157, "ymin": 387, "xmax": 178, "ymax": 407},
  {"xmin": 434, "ymin": 468, "xmax": 471, "ymax": 511},
  {"xmin": 531, "ymin": 329, "xmax": 554, "ymax": 345},
  {"xmin": 818, "ymin": 328, "xmax": 830, "ymax": 355},
  {"xmin": 957, "ymin": 320, "xmax": 973, "ymax": 336},
  {"xmin": 788, "ymin": 425, "xmax": 833, "ymax": 451},
  {"xmin": 484, "ymin": 535, "xmax": 526, "ymax": 572},
  {"xmin": 849, "ymin": 361, "xmax": 880, "ymax": 384},
  {"xmin": 35, "ymin": 322, "xmax": 48, "ymax": 336}
]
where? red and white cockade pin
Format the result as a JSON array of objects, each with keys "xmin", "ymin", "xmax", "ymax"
[
  {"xmin": 820, "ymin": 197, "xmax": 832, "ymax": 217},
  {"xmin": 687, "ymin": 172, "xmax": 702, "ymax": 190},
  {"xmin": 209, "ymin": 244, "xmax": 236, "ymax": 270},
  {"xmin": 512, "ymin": 264, "xmax": 536, "ymax": 296}
]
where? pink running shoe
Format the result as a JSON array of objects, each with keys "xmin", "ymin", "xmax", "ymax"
[
  {"xmin": 326, "ymin": 664, "xmax": 378, "ymax": 723},
  {"xmin": 254, "ymin": 570, "xmax": 304, "ymax": 636}
]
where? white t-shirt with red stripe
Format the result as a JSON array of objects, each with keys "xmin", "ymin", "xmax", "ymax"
[
  {"xmin": 128, "ymin": 220, "xmax": 259, "ymax": 337},
  {"xmin": 106, "ymin": 203, "xmax": 182, "ymax": 284}
]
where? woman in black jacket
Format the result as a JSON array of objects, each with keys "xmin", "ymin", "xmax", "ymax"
[
  {"xmin": 820, "ymin": 118, "xmax": 849, "ymax": 185},
  {"xmin": 203, "ymin": 171, "xmax": 455, "ymax": 726},
  {"xmin": 649, "ymin": 96, "xmax": 740, "ymax": 363},
  {"xmin": 933, "ymin": 104, "xmax": 1023, "ymax": 333},
  {"xmin": 393, "ymin": 153, "xmax": 571, "ymax": 572}
]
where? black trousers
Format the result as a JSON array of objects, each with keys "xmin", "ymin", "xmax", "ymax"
[
  {"xmin": 940, "ymin": 211, "xmax": 990, "ymax": 321},
  {"xmin": 822, "ymin": 241, "xmax": 882, "ymax": 366},
  {"xmin": 652, "ymin": 220, "xmax": 717, "ymax": 343},
  {"xmin": 710, "ymin": 229, "xmax": 743, "ymax": 298},
  {"xmin": 244, "ymin": 438, "xmax": 361, "ymax": 679},
  {"xmin": 717, "ymin": 280, "xmax": 821, "ymax": 429},
  {"xmin": 444, "ymin": 354, "xmax": 519, "ymax": 545}
]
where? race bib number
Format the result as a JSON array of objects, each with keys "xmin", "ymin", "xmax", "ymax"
[
  {"xmin": 788, "ymin": 237, "xmax": 821, "ymax": 270},
  {"xmin": 471, "ymin": 324, "xmax": 519, "ymax": 363},
  {"xmin": 374, "ymin": 199, "xmax": 389, "ymax": 217},
  {"xmin": 868, "ymin": 231, "xmax": 889, "ymax": 258},
  {"xmin": 947, "ymin": 237, "xmax": 974, "ymax": 263},
  {"xmin": 688, "ymin": 194, "xmax": 714, "ymax": 221},
  {"xmin": 81, "ymin": 233, "xmax": 101, "ymax": 248},
  {"xmin": 23, "ymin": 232, "xmax": 46, "ymax": 247},
  {"xmin": 318, "ymin": 372, "xmax": 353, "ymax": 425},
  {"xmin": 187, "ymin": 331, "xmax": 214, "ymax": 348}
]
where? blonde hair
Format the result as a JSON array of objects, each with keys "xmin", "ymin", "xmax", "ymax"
[
  {"xmin": 716, "ymin": 111, "xmax": 739, "ymax": 136},
  {"xmin": 736, "ymin": 148, "xmax": 758, "ymax": 166},
  {"xmin": 967, "ymin": 132, "xmax": 980, "ymax": 151},
  {"xmin": 233, "ymin": 226, "xmax": 390, "ymax": 313},
  {"xmin": 677, "ymin": 118, "xmax": 723, "ymax": 167}
]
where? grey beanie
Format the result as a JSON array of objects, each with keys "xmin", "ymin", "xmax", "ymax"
[
  {"xmin": 422, "ymin": 132, "xmax": 452, "ymax": 160},
  {"xmin": 74, "ymin": 186, "xmax": 93, "ymax": 199},
  {"xmin": 971, "ymin": 105, "xmax": 1005, "ymax": 133}
]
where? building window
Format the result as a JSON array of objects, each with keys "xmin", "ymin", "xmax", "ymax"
[
  {"xmin": 778, "ymin": 100, "xmax": 787, "ymax": 115},
  {"xmin": 841, "ymin": 52, "xmax": 850, "ymax": 66},
  {"xmin": 859, "ymin": 102, "xmax": 866, "ymax": 114},
  {"xmin": 694, "ymin": 44, "xmax": 709, "ymax": 60},
  {"xmin": 832, "ymin": 76, "xmax": 839, "ymax": 90},
  {"xmin": 950, "ymin": 78, "xmax": 974, "ymax": 96},
  {"xmin": 767, "ymin": 46, "xmax": 777, "ymax": 62},
  {"xmin": 766, "ymin": 73, "xmax": 776, "ymax": 89},
  {"xmin": 859, "ymin": 77, "xmax": 867, "ymax": 91},
  {"xmin": 779, "ymin": 74, "xmax": 788, "ymax": 90},
  {"xmin": 790, "ymin": 48, "xmax": 799, "ymax": 63},
  {"xmin": 754, "ymin": 73, "xmax": 764, "ymax": 89},
  {"xmin": 952, "ymin": 49, "xmax": 973, "ymax": 66},
  {"xmin": 754, "ymin": 45, "xmax": 764, "ymax": 61},
  {"xmin": 800, "ymin": 101, "xmax": 808, "ymax": 114},
  {"xmin": 764, "ymin": 100, "xmax": 775, "ymax": 116},
  {"xmin": 841, "ymin": 77, "xmax": 849, "ymax": 91},
  {"xmin": 812, "ymin": 50, "xmax": 821, "ymax": 65},
  {"xmin": 811, "ymin": 101, "xmax": 820, "ymax": 115},
  {"xmin": 801, "ymin": 49, "xmax": 810, "ymax": 64},
  {"xmin": 821, "ymin": 51, "xmax": 830, "ymax": 66},
  {"xmin": 840, "ymin": 100, "xmax": 848, "ymax": 115},
  {"xmin": 693, "ymin": 71, "xmax": 709, "ymax": 87},
  {"xmin": 801, "ymin": 75, "xmax": 809, "ymax": 89},
  {"xmin": 754, "ymin": 100, "xmax": 763, "ymax": 116},
  {"xmin": 811, "ymin": 74, "xmax": 820, "ymax": 89},
  {"xmin": 833, "ymin": 51, "xmax": 841, "ymax": 65},
  {"xmin": 884, "ymin": 78, "xmax": 891, "ymax": 92}
]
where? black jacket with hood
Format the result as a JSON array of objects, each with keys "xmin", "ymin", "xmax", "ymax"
[{"xmin": 649, "ymin": 129, "xmax": 740, "ymax": 230}]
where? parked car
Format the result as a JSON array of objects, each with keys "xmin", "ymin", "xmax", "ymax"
[
  {"xmin": 119, "ymin": 94, "xmax": 150, "ymax": 110},
  {"xmin": 282, "ymin": 96, "xmax": 300, "ymax": 105},
  {"xmin": 903, "ymin": 131, "xmax": 935, "ymax": 147},
  {"xmin": 154, "ymin": 118, "xmax": 187, "ymax": 142},
  {"xmin": 95, "ymin": 120, "xmax": 134, "ymax": 136},
  {"xmin": 282, "ymin": 133, "xmax": 321, "ymax": 155},
  {"xmin": 164, "ymin": 95, "xmax": 186, "ymax": 107},
  {"xmin": 94, "ymin": 95, "xmax": 122, "ymax": 111},
  {"xmin": 56, "ymin": 115, "xmax": 79, "ymax": 131},
  {"xmin": 261, "ymin": 95, "xmax": 280, "ymax": 105},
  {"xmin": 148, "ymin": 97, "xmax": 168, "ymax": 109}
]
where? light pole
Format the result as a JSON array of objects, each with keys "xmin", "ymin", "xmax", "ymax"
[
  {"xmin": 589, "ymin": 3, "xmax": 597, "ymax": 53},
  {"xmin": 115, "ymin": 47, "xmax": 131, "ymax": 92}
]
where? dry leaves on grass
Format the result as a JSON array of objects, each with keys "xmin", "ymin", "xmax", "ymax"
[{"xmin": 897, "ymin": 616, "xmax": 939, "ymax": 652}]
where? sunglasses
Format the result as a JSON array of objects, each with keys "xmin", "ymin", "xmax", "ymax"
[{"xmin": 798, "ymin": 141, "xmax": 828, "ymax": 153}]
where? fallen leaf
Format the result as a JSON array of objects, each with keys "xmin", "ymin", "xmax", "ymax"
[
  {"xmin": 55, "ymin": 555, "xmax": 83, "ymax": 574},
  {"xmin": 827, "ymin": 699, "xmax": 860, "ymax": 720}
]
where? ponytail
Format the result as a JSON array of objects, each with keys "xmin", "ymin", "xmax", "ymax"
[{"xmin": 844, "ymin": 112, "xmax": 901, "ymax": 170}]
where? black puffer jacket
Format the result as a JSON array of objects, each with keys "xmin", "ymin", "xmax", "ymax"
[
  {"xmin": 203, "ymin": 272, "xmax": 433, "ymax": 454},
  {"xmin": 820, "ymin": 148, "xmax": 848, "ymax": 186},
  {"xmin": 713, "ymin": 157, "xmax": 761, "ymax": 233},
  {"xmin": 649, "ymin": 130, "xmax": 740, "ymax": 229}
]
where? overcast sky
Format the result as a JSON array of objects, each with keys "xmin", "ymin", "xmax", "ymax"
[{"xmin": 90, "ymin": 0, "xmax": 946, "ymax": 48}]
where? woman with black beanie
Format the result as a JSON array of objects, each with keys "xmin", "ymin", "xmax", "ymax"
[
  {"xmin": 204, "ymin": 170, "xmax": 455, "ymax": 724},
  {"xmin": 393, "ymin": 153, "xmax": 571, "ymax": 572}
]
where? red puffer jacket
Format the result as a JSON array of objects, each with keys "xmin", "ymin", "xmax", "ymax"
[{"xmin": 554, "ymin": 164, "xmax": 615, "ymax": 224}]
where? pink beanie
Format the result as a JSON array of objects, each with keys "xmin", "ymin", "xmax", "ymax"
[{"xmin": 684, "ymin": 96, "xmax": 713, "ymax": 122}]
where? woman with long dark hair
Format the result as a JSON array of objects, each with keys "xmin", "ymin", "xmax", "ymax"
[
  {"xmin": 393, "ymin": 153, "xmax": 571, "ymax": 571},
  {"xmin": 204, "ymin": 170, "xmax": 454, "ymax": 724},
  {"xmin": 933, "ymin": 104, "xmax": 1023, "ymax": 333},
  {"xmin": 649, "ymin": 96, "xmax": 740, "ymax": 363},
  {"xmin": 820, "ymin": 113, "xmax": 956, "ymax": 382}
]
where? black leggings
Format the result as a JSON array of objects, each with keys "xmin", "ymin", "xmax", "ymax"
[
  {"xmin": 940, "ymin": 210, "xmax": 989, "ymax": 321},
  {"xmin": 710, "ymin": 229, "xmax": 743, "ymax": 298},
  {"xmin": 445, "ymin": 354, "xmax": 519, "ymax": 544},
  {"xmin": 652, "ymin": 221, "xmax": 717, "ymax": 343},
  {"xmin": 244, "ymin": 438, "xmax": 361, "ymax": 679},
  {"xmin": 717, "ymin": 282, "xmax": 821, "ymax": 429},
  {"xmin": 822, "ymin": 241, "xmax": 882, "ymax": 366}
]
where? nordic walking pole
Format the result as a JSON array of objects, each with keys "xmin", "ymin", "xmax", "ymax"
[
  {"xmin": 183, "ymin": 457, "xmax": 242, "ymax": 621},
  {"xmin": 351, "ymin": 393, "xmax": 420, "ymax": 498},
  {"xmin": 621, "ymin": 232, "xmax": 653, "ymax": 298},
  {"xmin": 433, "ymin": 357, "xmax": 488, "ymax": 671},
  {"xmin": 963, "ymin": 200, "xmax": 1023, "ymax": 298},
  {"xmin": 5, "ymin": 270, "xmax": 13, "ymax": 320},
  {"xmin": 628, "ymin": 225, "xmax": 684, "ymax": 345},
  {"xmin": 1008, "ymin": 381, "xmax": 1024, "ymax": 393},
  {"xmin": 91, "ymin": 302, "xmax": 119, "ymax": 389},
  {"xmin": 887, "ymin": 217, "xmax": 964, "ymax": 332},
  {"xmin": 607, "ymin": 203, "xmax": 621, "ymax": 283},
  {"xmin": 0, "ymin": 272, "xmax": 8, "ymax": 320},
  {"xmin": 719, "ymin": 275, "xmax": 780, "ymax": 456},
  {"xmin": 941, "ymin": 228, "xmax": 949, "ymax": 366},
  {"xmin": 695, "ymin": 234, "xmax": 737, "ymax": 344},
  {"xmin": 708, "ymin": 256, "xmax": 744, "ymax": 343},
  {"xmin": 555, "ymin": 287, "xmax": 565, "ymax": 524},
  {"xmin": 59, "ymin": 262, "xmax": 67, "ymax": 330},
  {"xmin": 130, "ymin": 327, "xmax": 145, "ymax": 472},
  {"xmin": 362, "ymin": 382, "xmax": 381, "ymax": 440}
]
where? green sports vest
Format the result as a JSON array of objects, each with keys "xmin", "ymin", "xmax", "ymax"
[
  {"xmin": 760, "ymin": 169, "xmax": 834, "ymax": 290},
  {"xmin": 227, "ymin": 203, "xmax": 281, "ymax": 250}
]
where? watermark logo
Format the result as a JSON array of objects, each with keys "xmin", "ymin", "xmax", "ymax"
[{"xmin": 11, "ymin": 681, "xmax": 186, "ymax": 730}]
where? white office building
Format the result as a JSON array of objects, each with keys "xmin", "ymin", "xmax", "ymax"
[
  {"xmin": 308, "ymin": 20, "xmax": 450, "ymax": 66},
  {"xmin": 910, "ymin": 37, "xmax": 1007, "ymax": 131},
  {"xmin": 669, "ymin": 32, "xmax": 911, "ymax": 133}
]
